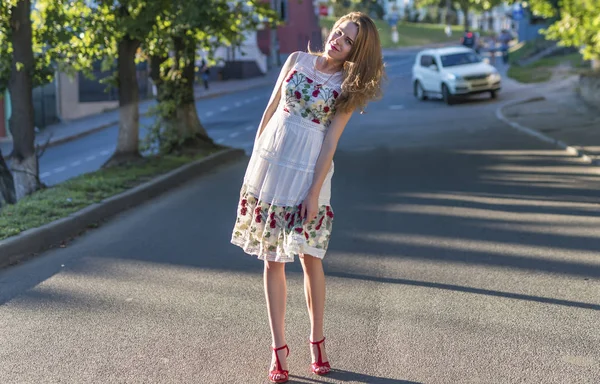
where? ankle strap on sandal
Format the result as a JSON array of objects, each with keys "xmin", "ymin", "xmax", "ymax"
[
  {"xmin": 309, "ymin": 337, "xmax": 326, "ymax": 345},
  {"xmin": 272, "ymin": 344, "xmax": 290, "ymax": 356}
]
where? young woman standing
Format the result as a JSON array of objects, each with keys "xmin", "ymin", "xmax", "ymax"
[{"xmin": 231, "ymin": 12, "xmax": 384, "ymax": 383}]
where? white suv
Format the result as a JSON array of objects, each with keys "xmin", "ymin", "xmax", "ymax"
[{"xmin": 412, "ymin": 46, "xmax": 501, "ymax": 105}]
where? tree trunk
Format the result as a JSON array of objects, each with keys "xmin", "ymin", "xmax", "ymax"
[
  {"xmin": 8, "ymin": 0, "xmax": 40, "ymax": 200},
  {"xmin": 104, "ymin": 36, "xmax": 142, "ymax": 167},
  {"xmin": 0, "ymin": 150, "xmax": 16, "ymax": 207},
  {"xmin": 166, "ymin": 36, "xmax": 214, "ymax": 153},
  {"xmin": 461, "ymin": 3, "xmax": 470, "ymax": 31},
  {"xmin": 177, "ymin": 36, "xmax": 211, "ymax": 143}
]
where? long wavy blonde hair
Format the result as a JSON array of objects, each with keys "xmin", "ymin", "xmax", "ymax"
[{"xmin": 312, "ymin": 12, "xmax": 385, "ymax": 113}]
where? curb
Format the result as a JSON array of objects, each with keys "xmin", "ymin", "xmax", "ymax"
[
  {"xmin": 3, "ymin": 77, "xmax": 274, "ymax": 153},
  {"xmin": 495, "ymin": 96, "xmax": 600, "ymax": 167},
  {"xmin": 0, "ymin": 148, "xmax": 246, "ymax": 269}
]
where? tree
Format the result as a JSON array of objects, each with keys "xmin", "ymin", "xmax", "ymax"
[
  {"xmin": 144, "ymin": 0, "xmax": 276, "ymax": 154},
  {"xmin": 414, "ymin": 0, "xmax": 503, "ymax": 30},
  {"xmin": 82, "ymin": 0, "xmax": 170, "ymax": 167},
  {"xmin": 531, "ymin": 0, "xmax": 600, "ymax": 69},
  {"xmin": 2, "ymin": 0, "xmax": 38, "ymax": 201},
  {"xmin": 526, "ymin": 0, "xmax": 561, "ymax": 18},
  {"xmin": 0, "ymin": 149, "xmax": 16, "ymax": 206},
  {"xmin": 0, "ymin": 0, "xmax": 92, "ymax": 202}
]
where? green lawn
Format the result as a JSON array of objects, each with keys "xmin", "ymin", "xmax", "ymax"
[
  {"xmin": 0, "ymin": 149, "xmax": 219, "ymax": 240},
  {"xmin": 319, "ymin": 17, "xmax": 465, "ymax": 48},
  {"xmin": 507, "ymin": 52, "xmax": 585, "ymax": 83},
  {"xmin": 508, "ymin": 38, "xmax": 556, "ymax": 65}
]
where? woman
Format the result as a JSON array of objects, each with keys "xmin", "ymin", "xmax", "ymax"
[{"xmin": 231, "ymin": 12, "xmax": 384, "ymax": 383}]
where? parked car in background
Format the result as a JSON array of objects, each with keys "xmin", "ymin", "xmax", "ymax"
[{"xmin": 411, "ymin": 46, "xmax": 502, "ymax": 105}]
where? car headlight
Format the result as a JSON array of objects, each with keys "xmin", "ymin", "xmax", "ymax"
[{"xmin": 446, "ymin": 73, "xmax": 463, "ymax": 81}]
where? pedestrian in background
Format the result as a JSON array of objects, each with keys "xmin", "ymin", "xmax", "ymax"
[
  {"xmin": 498, "ymin": 29, "xmax": 513, "ymax": 64},
  {"xmin": 200, "ymin": 58, "xmax": 210, "ymax": 90},
  {"xmin": 487, "ymin": 33, "xmax": 498, "ymax": 65},
  {"xmin": 230, "ymin": 11, "xmax": 384, "ymax": 383}
]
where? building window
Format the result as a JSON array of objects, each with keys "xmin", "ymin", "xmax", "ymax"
[{"xmin": 279, "ymin": 0, "xmax": 288, "ymax": 22}]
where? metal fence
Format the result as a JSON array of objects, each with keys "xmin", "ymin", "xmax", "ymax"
[
  {"xmin": 32, "ymin": 81, "xmax": 58, "ymax": 129},
  {"xmin": 78, "ymin": 61, "xmax": 151, "ymax": 103}
]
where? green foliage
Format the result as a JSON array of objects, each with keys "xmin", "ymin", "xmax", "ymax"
[
  {"xmin": 331, "ymin": 0, "xmax": 385, "ymax": 19},
  {"xmin": 320, "ymin": 17, "xmax": 464, "ymax": 48},
  {"xmin": 414, "ymin": 0, "xmax": 504, "ymax": 12},
  {"xmin": 0, "ymin": 150, "xmax": 217, "ymax": 240},
  {"xmin": 140, "ymin": 0, "xmax": 277, "ymax": 153},
  {"xmin": 140, "ymin": 101, "xmax": 184, "ymax": 155},
  {"xmin": 526, "ymin": 0, "xmax": 561, "ymax": 18},
  {"xmin": 0, "ymin": 0, "xmax": 93, "ymax": 92},
  {"xmin": 542, "ymin": 0, "xmax": 600, "ymax": 62},
  {"xmin": 507, "ymin": 52, "xmax": 584, "ymax": 83}
]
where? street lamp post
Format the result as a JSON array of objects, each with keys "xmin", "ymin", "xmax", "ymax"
[{"xmin": 270, "ymin": 0, "xmax": 280, "ymax": 69}]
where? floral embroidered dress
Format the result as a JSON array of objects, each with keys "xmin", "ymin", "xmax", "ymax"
[{"xmin": 231, "ymin": 52, "xmax": 343, "ymax": 263}]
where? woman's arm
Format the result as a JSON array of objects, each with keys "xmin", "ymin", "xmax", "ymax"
[
  {"xmin": 255, "ymin": 52, "xmax": 299, "ymax": 140},
  {"xmin": 301, "ymin": 110, "xmax": 353, "ymax": 222}
]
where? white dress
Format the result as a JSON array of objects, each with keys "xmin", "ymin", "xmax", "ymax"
[{"xmin": 231, "ymin": 52, "xmax": 343, "ymax": 263}]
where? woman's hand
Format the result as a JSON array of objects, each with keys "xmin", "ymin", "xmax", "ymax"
[{"xmin": 301, "ymin": 192, "xmax": 319, "ymax": 224}]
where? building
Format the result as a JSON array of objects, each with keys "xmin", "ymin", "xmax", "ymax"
[{"xmin": 257, "ymin": 0, "xmax": 323, "ymax": 62}]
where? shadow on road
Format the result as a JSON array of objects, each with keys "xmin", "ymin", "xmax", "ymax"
[
  {"xmin": 2, "ymin": 142, "xmax": 599, "ymax": 310},
  {"xmin": 289, "ymin": 369, "xmax": 421, "ymax": 383},
  {"xmin": 326, "ymin": 271, "xmax": 599, "ymax": 311}
]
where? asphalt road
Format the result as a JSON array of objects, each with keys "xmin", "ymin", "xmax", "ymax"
[
  {"xmin": 35, "ymin": 53, "xmax": 417, "ymax": 186},
  {"xmin": 1, "ymin": 52, "xmax": 599, "ymax": 383}
]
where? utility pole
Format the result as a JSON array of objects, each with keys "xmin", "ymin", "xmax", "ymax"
[
  {"xmin": 270, "ymin": 0, "xmax": 280, "ymax": 69},
  {"xmin": 445, "ymin": 0, "xmax": 452, "ymax": 37}
]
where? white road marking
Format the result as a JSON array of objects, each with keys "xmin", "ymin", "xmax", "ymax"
[
  {"xmin": 389, "ymin": 105, "xmax": 405, "ymax": 110},
  {"xmin": 243, "ymin": 99, "xmax": 251, "ymax": 104},
  {"xmin": 100, "ymin": 150, "xmax": 111, "ymax": 156},
  {"xmin": 235, "ymin": 102, "xmax": 242, "ymax": 107},
  {"xmin": 205, "ymin": 111, "xmax": 214, "ymax": 117},
  {"xmin": 220, "ymin": 106, "xmax": 229, "ymax": 112},
  {"xmin": 245, "ymin": 125, "xmax": 254, "ymax": 131},
  {"xmin": 40, "ymin": 172, "xmax": 51, "ymax": 179},
  {"xmin": 85, "ymin": 155, "xmax": 96, "ymax": 162},
  {"xmin": 216, "ymin": 138, "xmax": 225, "ymax": 144},
  {"xmin": 70, "ymin": 161, "xmax": 82, "ymax": 167},
  {"xmin": 229, "ymin": 131, "xmax": 240, "ymax": 138},
  {"xmin": 53, "ymin": 166, "xmax": 66, "ymax": 173}
]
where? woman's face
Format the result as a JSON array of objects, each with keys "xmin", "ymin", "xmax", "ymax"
[{"xmin": 325, "ymin": 20, "xmax": 358, "ymax": 61}]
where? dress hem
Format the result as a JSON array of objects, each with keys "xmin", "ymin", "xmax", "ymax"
[{"xmin": 231, "ymin": 237, "xmax": 326, "ymax": 263}]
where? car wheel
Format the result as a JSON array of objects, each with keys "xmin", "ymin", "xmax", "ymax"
[
  {"xmin": 442, "ymin": 84, "xmax": 454, "ymax": 105},
  {"xmin": 414, "ymin": 81, "xmax": 427, "ymax": 101},
  {"xmin": 490, "ymin": 90, "xmax": 497, "ymax": 99}
]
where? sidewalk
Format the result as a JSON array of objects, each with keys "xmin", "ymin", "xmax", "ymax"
[
  {"xmin": 498, "ymin": 75, "xmax": 600, "ymax": 166},
  {"xmin": 0, "ymin": 69, "xmax": 279, "ymax": 156}
]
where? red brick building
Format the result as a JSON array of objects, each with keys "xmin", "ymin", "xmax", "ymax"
[{"xmin": 257, "ymin": 0, "xmax": 324, "ymax": 59}]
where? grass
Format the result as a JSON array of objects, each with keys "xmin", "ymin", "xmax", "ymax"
[
  {"xmin": 319, "ymin": 17, "xmax": 466, "ymax": 48},
  {"xmin": 508, "ymin": 38, "xmax": 556, "ymax": 65},
  {"xmin": 0, "ymin": 148, "xmax": 219, "ymax": 241},
  {"xmin": 507, "ymin": 52, "xmax": 586, "ymax": 83}
]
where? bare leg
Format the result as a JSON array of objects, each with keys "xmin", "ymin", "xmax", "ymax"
[
  {"xmin": 300, "ymin": 254, "xmax": 329, "ymax": 365},
  {"xmin": 264, "ymin": 261, "xmax": 288, "ymax": 377}
]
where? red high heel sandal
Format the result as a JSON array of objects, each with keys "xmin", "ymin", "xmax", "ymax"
[
  {"xmin": 269, "ymin": 344, "xmax": 290, "ymax": 383},
  {"xmin": 310, "ymin": 337, "xmax": 331, "ymax": 375}
]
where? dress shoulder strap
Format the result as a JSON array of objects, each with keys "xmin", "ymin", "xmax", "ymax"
[{"xmin": 294, "ymin": 52, "xmax": 314, "ymax": 67}]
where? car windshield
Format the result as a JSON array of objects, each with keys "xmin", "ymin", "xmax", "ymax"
[{"xmin": 440, "ymin": 52, "xmax": 482, "ymax": 67}]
